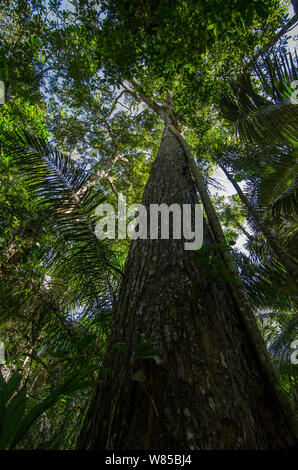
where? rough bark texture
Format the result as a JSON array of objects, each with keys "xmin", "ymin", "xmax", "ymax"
[{"xmin": 77, "ymin": 127, "xmax": 297, "ymax": 450}]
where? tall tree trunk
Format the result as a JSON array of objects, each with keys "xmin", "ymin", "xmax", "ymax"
[{"xmin": 77, "ymin": 127, "xmax": 297, "ymax": 450}]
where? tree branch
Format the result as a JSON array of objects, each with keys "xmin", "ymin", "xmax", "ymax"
[{"xmin": 244, "ymin": 15, "xmax": 297, "ymax": 71}]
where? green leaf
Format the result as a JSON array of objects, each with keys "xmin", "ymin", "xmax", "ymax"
[
  {"xmin": 0, "ymin": 371, "xmax": 92, "ymax": 450},
  {"xmin": 132, "ymin": 370, "xmax": 147, "ymax": 383}
]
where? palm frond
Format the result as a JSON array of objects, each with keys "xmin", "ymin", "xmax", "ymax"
[
  {"xmin": 272, "ymin": 175, "xmax": 298, "ymax": 218},
  {"xmin": 220, "ymin": 93, "xmax": 298, "ymax": 145},
  {"xmin": 253, "ymin": 50, "xmax": 298, "ymax": 103},
  {"xmin": 0, "ymin": 131, "xmax": 122, "ymax": 282},
  {"xmin": 233, "ymin": 251, "xmax": 296, "ymax": 310},
  {"xmin": 2, "ymin": 130, "xmax": 91, "ymax": 205},
  {"xmin": 219, "ymin": 50, "xmax": 298, "ymax": 145},
  {"xmin": 0, "ymin": 131, "xmax": 122, "ymax": 352}
]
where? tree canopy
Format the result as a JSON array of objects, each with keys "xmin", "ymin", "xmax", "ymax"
[{"xmin": 0, "ymin": 0, "xmax": 297, "ymax": 450}]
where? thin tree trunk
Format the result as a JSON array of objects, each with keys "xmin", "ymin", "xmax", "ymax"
[
  {"xmin": 77, "ymin": 126, "xmax": 297, "ymax": 450},
  {"xmin": 219, "ymin": 162, "xmax": 297, "ymax": 277},
  {"xmin": 243, "ymin": 14, "xmax": 297, "ymax": 71}
]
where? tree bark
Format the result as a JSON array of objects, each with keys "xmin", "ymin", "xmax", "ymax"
[{"xmin": 77, "ymin": 127, "xmax": 297, "ymax": 450}]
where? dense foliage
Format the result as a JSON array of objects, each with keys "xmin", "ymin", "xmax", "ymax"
[{"xmin": 0, "ymin": 0, "xmax": 297, "ymax": 449}]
